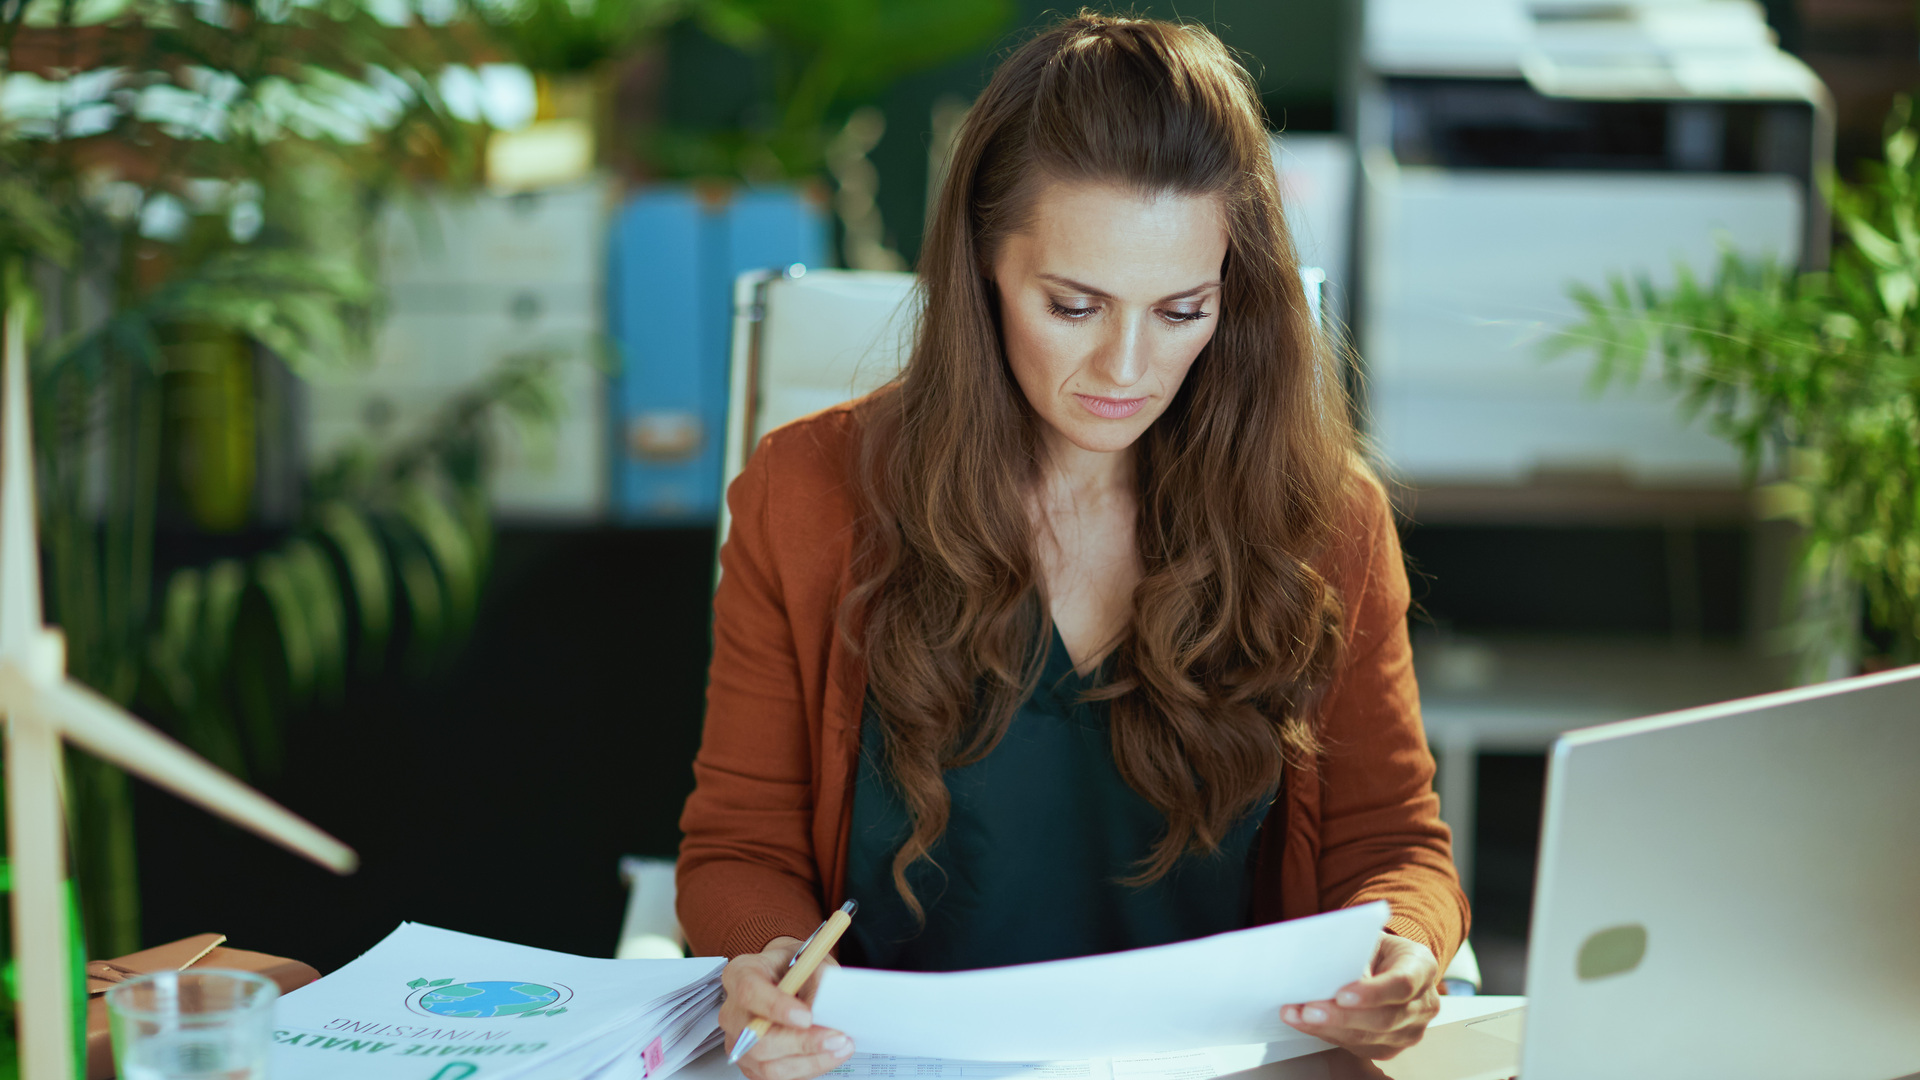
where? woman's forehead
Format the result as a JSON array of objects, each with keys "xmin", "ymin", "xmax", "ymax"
[{"xmin": 1002, "ymin": 180, "xmax": 1228, "ymax": 296}]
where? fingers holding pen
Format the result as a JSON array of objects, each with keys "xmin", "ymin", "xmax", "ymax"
[
  {"xmin": 721, "ymin": 997, "xmax": 855, "ymax": 1080},
  {"xmin": 725, "ymin": 962, "xmax": 814, "ymax": 1029},
  {"xmin": 737, "ymin": 1023, "xmax": 856, "ymax": 1080},
  {"xmin": 720, "ymin": 931, "xmax": 857, "ymax": 1080}
]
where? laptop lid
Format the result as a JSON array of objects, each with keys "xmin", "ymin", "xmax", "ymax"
[{"xmin": 1520, "ymin": 664, "xmax": 1920, "ymax": 1080}]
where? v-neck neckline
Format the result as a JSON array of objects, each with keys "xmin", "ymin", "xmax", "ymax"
[{"xmin": 1045, "ymin": 617, "xmax": 1110, "ymax": 688}]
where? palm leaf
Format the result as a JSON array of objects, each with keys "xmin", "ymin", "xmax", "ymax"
[
  {"xmin": 316, "ymin": 500, "xmax": 394, "ymax": 670},
  {"xmin": 397, "ymin": 483, "xmax": 480, "ymax": 637},
  {"xmin": 252, "ymin": 550, "xmax": 316, "ymax": 706},
  {"xmin": 281, "ymin": 537, "xmax": 348, "ymax": 699}
]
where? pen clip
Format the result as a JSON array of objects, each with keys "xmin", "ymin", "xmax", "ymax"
[{"xmin": 785, "ymin": 927, "xmax": 823, "ymax": 971}]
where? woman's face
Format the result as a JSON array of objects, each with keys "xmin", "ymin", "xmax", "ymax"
[{"xmin": 991, "ymin": 179, "xmax": 1228, "ymax": 458}]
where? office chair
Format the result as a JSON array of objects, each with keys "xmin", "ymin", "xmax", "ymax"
[{"xmin": 717, "ymin": 266, "xmax": 918, "ymax": 548}]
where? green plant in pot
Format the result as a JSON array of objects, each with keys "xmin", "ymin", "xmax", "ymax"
[
  {"xmin": 0, "ymin": 0, "xmax": 564, "ymax": 1046},
  {"xmin": 1552, "ymin": 100, "xmax": 1920, "ymax": 674}
]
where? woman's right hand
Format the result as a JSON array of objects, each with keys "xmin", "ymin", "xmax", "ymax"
[{"xmin": 719, "ymin": 936, "xmax": 855, "ymax": 1080}]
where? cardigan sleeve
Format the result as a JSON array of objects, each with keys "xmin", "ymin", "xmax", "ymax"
[
  {"xmin": 1312, "ymin": 477, "xmax": 1470, "ymax": 967},
  {"xmin": 676, "ymin": 441, "xmax": 829, "ymax": 958}
]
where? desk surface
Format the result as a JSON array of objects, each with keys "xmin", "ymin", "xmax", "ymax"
[{"xmin": 677, "ymin": 1001, "xmax": 1523, "ymax": 1080}]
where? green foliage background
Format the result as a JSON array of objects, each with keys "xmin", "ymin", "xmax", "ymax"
[
  {"xmin": 1553, "ymin": 102, "xmax": 1920, "ymax": 670},
  {"xmin": 0, "ymin": 0, "xmax": 567, "ymax": 1064}
]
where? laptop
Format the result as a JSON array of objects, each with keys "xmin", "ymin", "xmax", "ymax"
[{"xmin": 1517, "ymin": 663, "xmax": 1920, "ymax": 1079}]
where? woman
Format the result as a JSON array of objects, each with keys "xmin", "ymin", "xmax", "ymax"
[{"xmin": 677, "ymin": 13, "xmax": 1468, "ymax": 1078}]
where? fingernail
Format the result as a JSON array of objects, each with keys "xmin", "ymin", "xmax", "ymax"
[
  {"xmin": 1281, "ymin": 1006, "xmax": 1298, "ymax": 1023},
  {"xmin": 823, "ymin": 1036, "xmax": 849, "ymax": 1052},
  {"xmin": 835, "ymin": 1041, "xmax": 855, "ymax": 1058},
  {"xmin": 1303, "ymin": 1007, "xmax": 1326, "ymax": 1023},
  {"xmin": 788, "ymin": 1009, "xmax": 812, "ymax": 1027},
  {"xmin": 1337, "ymin": 992, "xmax": 1359, "ymax": 1007}
]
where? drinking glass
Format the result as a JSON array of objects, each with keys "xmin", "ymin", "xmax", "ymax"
[{"xmin": 106, "ymin": 969, "xmax": 279, "ymax": 1080}]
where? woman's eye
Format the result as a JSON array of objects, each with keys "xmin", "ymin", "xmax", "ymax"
[
  {"xmin": 1160, "ymin": 308, "xmax": 1211, "ymax": 324},
  {"xmin": 1047, "ymin": 300, "xmax": 1098, "ymax": 320}
]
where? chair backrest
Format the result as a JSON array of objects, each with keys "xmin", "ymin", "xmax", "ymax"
[
  {"xmin": 717, "ymin": 265, "xmax": 1327, "ymax": 549},
  {"xmin": 718, "ymin": 267, "xmax": 918, "ymax": 546}
]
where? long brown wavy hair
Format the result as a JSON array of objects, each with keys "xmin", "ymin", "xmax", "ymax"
[{"xmin": 843, "ymin": 12, "xmax": 1359, "ymax": 917}]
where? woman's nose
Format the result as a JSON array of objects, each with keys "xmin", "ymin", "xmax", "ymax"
[{"xmin": 1090, "ymin": 313, "xmax": 1149, "ymax": 389}]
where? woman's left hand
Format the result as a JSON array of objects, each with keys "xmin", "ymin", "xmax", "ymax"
[{"xmin": 1280, "ymin": 931, "xmax": 1441, "ymax": 1060}]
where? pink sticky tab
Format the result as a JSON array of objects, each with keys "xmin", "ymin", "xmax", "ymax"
[{"xmin": 642, "ymin": 1037, "xmax": 665, "ymax": 1077}]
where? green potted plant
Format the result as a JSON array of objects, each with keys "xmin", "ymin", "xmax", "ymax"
[
  {"xmin": 0, "ymin": 0, "xmax": 562, "ymax": 1040},
  {"xmin": 1552, "ymin": 100, "xmax": 1920, "ymax": 675}
]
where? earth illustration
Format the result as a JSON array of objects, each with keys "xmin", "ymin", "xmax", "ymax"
[{"xmin": 418, "ymin": 981, "xmax": 561, "ymax": 1018}]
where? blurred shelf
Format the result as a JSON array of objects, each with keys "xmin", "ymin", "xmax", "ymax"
[
  {"xmin": 1416, "ymin": 633, "xmax": 1787, "ymax": 720},
  {"xmin": 1393, "ymin": 478, "xmax": 1756, "ymax": 526}
]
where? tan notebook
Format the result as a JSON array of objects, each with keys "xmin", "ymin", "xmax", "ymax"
[{"xmin": 85, "ymin": 935, "xmax": 319, "ymax": 1080}]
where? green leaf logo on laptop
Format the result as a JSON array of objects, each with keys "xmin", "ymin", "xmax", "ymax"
[
  {"xmin": 404, "ymin": 977, "xmax": 574, "ymax": 1018},
  {"xmin": 1575, "ymin": 925, "xmax": 1647, "ymax": 981}
]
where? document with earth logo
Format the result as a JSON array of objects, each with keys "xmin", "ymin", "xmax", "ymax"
[{"xmin": 269, "ymin": 922, "xmax": 726, "ymax": 1080}]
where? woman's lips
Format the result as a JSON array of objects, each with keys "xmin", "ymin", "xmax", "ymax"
[{"xmin": 1074, "ymin": 393, "xmax": 1147, "ymax": 419}]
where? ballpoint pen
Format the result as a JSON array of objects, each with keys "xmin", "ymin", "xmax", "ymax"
[{"xmin": 728, "ymin": 900, "xmax": 859, "ymax": 1065}]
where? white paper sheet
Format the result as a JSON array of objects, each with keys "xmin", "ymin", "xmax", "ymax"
[
  {"xmin": 672, "ymin": 996, "xmax": 1525, "ymax": 1080},
  {"xmin": 814, "ymin": 1034, "xmax": 1320, "ymax": 1080},
  {"xmin": 817, "ymin": 1034, "xmax": 1333, "ymax": 1080},
  {"xmin": 810, "ymin": 903, "xmax": 1389, "ymax": 1060}
]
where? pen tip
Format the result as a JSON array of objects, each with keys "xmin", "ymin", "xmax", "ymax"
[
  {"xmin": 730, "ymin": 1026, "xmax": 766, "ymax": 1066},
  {"xmin": 842, "ymin": 899, "xmax": 858, "ymax": 916}
]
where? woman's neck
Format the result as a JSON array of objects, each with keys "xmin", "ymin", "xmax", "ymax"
[
  {"xmin": 1034, "ymin": 426, "xmax": 1135, "ymax": 510},
  {"xmin": 1030, "ymin": 424, "xmax": 1142, "ymax": 673}
]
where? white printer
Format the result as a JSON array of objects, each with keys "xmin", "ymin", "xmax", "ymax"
[{"xmin": 1357, "ymin": 0, "xmax": 1831, "ymax": 488}]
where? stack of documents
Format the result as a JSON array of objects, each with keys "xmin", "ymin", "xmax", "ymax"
[{"xmin": 270, "ymin": 923, "xmax": 725, "ymax": 1080}]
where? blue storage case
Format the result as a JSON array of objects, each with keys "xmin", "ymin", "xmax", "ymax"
[{"xmin": 607, "ymin": 185, "xmax": 828, "ymax": 524}]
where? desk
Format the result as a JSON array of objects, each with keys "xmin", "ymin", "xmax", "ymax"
[{"xmin": 676, "ymin": 1001, "xmax": 1525, "ymax": 1080}]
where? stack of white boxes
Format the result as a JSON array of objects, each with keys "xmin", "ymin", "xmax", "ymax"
[{"xmin": 304, "ymin": 180, "xmax": 611, "ymax": 519}]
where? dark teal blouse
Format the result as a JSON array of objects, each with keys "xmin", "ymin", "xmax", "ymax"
[{"xmin": 839, "ymin": 621, "xmax": 1271, "ymax": 972}]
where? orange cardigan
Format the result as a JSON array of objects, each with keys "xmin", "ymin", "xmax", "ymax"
[{"xmin": 676, "ymin": 403, "xmax": 1468, "ymax": 966}]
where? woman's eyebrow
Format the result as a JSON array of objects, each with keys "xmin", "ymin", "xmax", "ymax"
[{"xmin": 1037, "ymin": 272, "xmax": 1222, "ymax": 302}]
